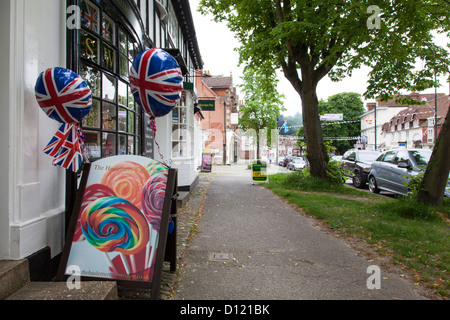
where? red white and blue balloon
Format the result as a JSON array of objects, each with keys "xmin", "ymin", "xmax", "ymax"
[
  {"xmin": 35, "ymin": 67, "xmax": 92, "ymax": 172},
  {"xmin": 129, "ymin": 48, "xmax": 183, "ymax": 118},
  {"xmin": 35, "ymin": 67, "xmax": 92, "ymax": 124}
]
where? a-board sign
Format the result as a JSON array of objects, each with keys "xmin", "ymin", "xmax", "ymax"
[
  {"xmin": 57, "ymin": 155, "xmax": 177, "ymax": 298},
  {"xmin": 201, "ymin": 152, "xmax": 212, "ymax": 172},
  {"xmin": 252, "ymin": 160, "xmax": 268, "ymax": 182}
]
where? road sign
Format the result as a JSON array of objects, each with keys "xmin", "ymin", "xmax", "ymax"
[{"xmin": 320, "ymin": 113, "xmax": 343, "ymax": 121}]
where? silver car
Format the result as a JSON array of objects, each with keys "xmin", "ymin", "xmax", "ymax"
[
  {"xmin": 287, "ymin": 157, "xmax": 308, "ymax": 171},
  {"xmin": 368, "ymin": 149, "xmax": 433, "ymax": 196}
]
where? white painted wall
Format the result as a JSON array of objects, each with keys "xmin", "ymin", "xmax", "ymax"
[
  {"xmin": 1, "ymin": 0, "xmax": 66, "ymax": 260},
  {"xmin": 360, "ymin": 106, "xmax": 408, "ymax": 150}
]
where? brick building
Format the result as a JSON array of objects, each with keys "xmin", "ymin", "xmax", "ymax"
[{"xmin": 195, "ymin": 70, "xmax": 242, "ymax": 164}]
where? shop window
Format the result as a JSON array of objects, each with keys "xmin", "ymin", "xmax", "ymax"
[
  {"xmin": 171, "ymin": 91, "xmax": 194, "ymax": 159},
  {"xmin": 172, "ymin": 92, "xmax": 188, "ymax": 158},
  {"xmin": 102, "ymin": 14, "xmax": 116, "ymax": 43},
  {"xmin": 427, "ymin": 128, "xmax": 434, "ymax": 143},
  {"xmin": 79, "ymin": 0, "xmax": 143, "ymax": 162},
  {"xmin": 82, "ymin": 1, "xmax": 99, "ymax": 33}
]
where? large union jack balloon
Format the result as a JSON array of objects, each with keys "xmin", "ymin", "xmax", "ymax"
[
  {"xmin": 35, "ymin": 67, "xmax": 92, "ymax": 173},
  {"xmin": 35, "ymin": 67, "xmax": 92, "ymax": 124},
  {"xmin": 130, "ymin": 49, "xmax": 183, "ymax": 118}
]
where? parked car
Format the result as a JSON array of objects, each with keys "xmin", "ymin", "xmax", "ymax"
[
  {"xmin": 283, "ymin": 156, "xmax": 294, "ymax": 167},
  {"xmin": 331, "ymin": 155, "xmax": 343, "ymax": 163},
  {"xmin": 278, "ymin": 156, "xmax": 285, "ymax": 166},
  {"xmin": 341, "ymin": 149, "xmax": 381, "ymax": 188},
  {"xmin": 287, "ymin": 157, "xmax": 308, "ymax": 171},
  {"xmin": 368, "ymin": 149, "xmax": 433, "ymax": 196}
]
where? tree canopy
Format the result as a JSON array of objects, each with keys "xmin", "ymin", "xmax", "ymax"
[
  {"xmin": 239, "ymin": 67, "xmax": 285, "ymax": 158},
  {"xmin": 199, "ymin": 0, "xmax": 450, "ymax": 180}
]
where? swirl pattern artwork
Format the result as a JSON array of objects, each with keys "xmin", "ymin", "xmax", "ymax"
[{"xmin": 80, "ymin": 196, "xmax": 149, "ymax": 255}]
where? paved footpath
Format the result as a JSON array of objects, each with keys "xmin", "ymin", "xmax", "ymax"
[{"xmin": 171, "ymin": 164, "xmax": 433, "ymax": 300}]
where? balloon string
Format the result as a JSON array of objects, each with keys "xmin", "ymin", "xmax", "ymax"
[{"xmin": 149, "ymin": 118, "xmax": 170, "ymax": 167}]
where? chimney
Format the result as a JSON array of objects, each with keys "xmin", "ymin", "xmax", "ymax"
[
  {"xmin": 410, "ymin": 91, "xmax": 420, "ymax": 101},
  {"xmin": 366, "ymin": 102, "xmax": 376, "ymax": 111}
]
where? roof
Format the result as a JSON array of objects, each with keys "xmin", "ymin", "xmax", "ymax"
[
  {"xmin": 203, "ymin": 76, "xmax": 233, "ymax": 89},
  {"xmin": 203, "ymin": 77, "xmax": 233, "ymax": 89},
  {"xmin": 387, "ymin": 93, "xmax": 449, "ymax": 128},
  {"xmin": 378, "ymin": 92, "xmax": 446, "ymax": 107}
]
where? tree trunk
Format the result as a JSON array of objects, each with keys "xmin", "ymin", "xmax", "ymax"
[
  {"xmin": 280, "ymin": 56, "xmax": 329, "ymax": 179},
  {"xmin": 300, "ymin": 67, "xmax": 329, "ymax": 179},
  {"xmin": 256, "ymin": 131, "xmax": 260, "ymax": 160},
  {"xmin": 417, "ymin": 108, "xmax": 450, "ymax": 206}
]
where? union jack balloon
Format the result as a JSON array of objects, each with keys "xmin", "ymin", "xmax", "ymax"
[
  {"xmin": 130, "ymin": 49, "xmax": 183, "ymax": 118},
  {"xmin": 35, "ymin": 67, "xmax": 92, "ymax": 124},
  {"xmin": 35, "ymin": 67, "xmax": 92, "ymax": 172}
]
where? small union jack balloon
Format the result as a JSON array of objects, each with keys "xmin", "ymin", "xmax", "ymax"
[
  {"xmin": 130, "ymin": 49, "xmax": 183, "ymax": 118},
  {"xmin": 35, "ymin": 67, "xmax": 92, "ymax": 124}
]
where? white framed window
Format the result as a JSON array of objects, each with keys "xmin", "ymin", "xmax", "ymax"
[
  {"xmin": 172, "ymin": 91, "xmax": 194, "ymax": 159},
  {"xmin": 413, "ymin": 119, "xmax": 419, "ymax": 128},
  {"xmin": 427, "ymin": 128, "xmax": 434, "ymax": 143}
]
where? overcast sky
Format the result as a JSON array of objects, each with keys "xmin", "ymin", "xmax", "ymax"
[{"xmin": 189, "ymin": 0, "xmax": 450, "ymax": 116}]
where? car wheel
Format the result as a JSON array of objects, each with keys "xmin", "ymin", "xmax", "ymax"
[
  {"xmin": 368, "ymin": 176, "xmax": 380, "ymax": 194},
  {"xmin": 353, "ymin": 173, "xmax": 364, "ymax": 188}
]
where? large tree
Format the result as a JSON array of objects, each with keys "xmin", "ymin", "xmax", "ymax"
[
  {"xmin": 239, "ymin": 67, "xmax": 285, "ymax": 159},
  {"xmin": 199, "ymin": 0, "xmax": 450, "ymax": 180}
]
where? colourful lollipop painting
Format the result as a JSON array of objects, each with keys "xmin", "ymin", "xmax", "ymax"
[{"xmin": 60, "ymin": 155, "xmax": 175, "ymax": 289}]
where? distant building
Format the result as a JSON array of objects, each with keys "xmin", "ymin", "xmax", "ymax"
[
  {"xmin": 383, "ymin": 92, "xmax": 449, "ymax": 149},
  {"xmin": 360, "ymin": 91, "xmax": 449, "ymax": 150},
  {"xmin": 195, "ymin": 70, "xmax": 242, "ymax": 164},
  {"xmin": 278, "ymin": 136, "xmax": 300, "ymax": 156}
]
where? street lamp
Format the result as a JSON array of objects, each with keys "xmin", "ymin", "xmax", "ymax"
[
  {"xmin": 223, "ymin": 100, "xmax": 227, "ymax": 165},
  {"xmin": 223, "ymin": 90, "xmax": 231, "ymax": 165},
  {"xmin": 434, "ymin": 73, "xmax": 438, "ymax": 142}
]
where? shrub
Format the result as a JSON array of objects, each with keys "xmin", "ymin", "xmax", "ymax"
[{"xmin": 326, "ymin": 160, "xmax": 347, "ymax": 185}]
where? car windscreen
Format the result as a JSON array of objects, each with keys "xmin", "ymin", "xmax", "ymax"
[
  {"xmin": 293, "ymin": 158, "xmax": 305, "ymax": 163},
  {"xmin": 410, "ymin": 150, "xmax": 432, "ymax": 166},
  {"xmin": 359, "ymin": 152, "xmax": 380, "ymax": 162}
]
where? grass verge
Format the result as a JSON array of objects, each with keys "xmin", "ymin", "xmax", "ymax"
[{"xmin": 264, "ymin": 171, "xmax": 450, "ymax": 299}]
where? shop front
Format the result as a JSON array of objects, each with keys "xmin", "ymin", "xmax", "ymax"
[{"xmin": 0, "ymin": 0, "xmax": 203, "ymax": 280}]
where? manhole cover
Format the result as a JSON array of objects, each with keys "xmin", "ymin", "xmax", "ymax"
[{"xmin": 209, "ymin": 252, "xmax": 233, "ymax": 261}]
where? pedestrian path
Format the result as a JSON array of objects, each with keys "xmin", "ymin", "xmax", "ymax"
[{"xmin": 172, "ymin": 164, "xmax": 429, "ymax": 300}]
